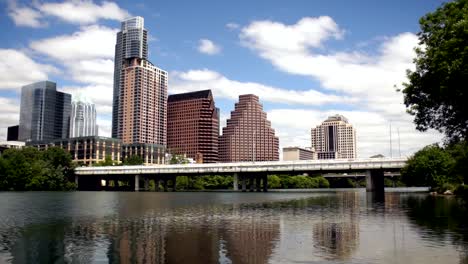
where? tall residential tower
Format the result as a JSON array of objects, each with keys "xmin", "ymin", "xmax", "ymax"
[
  {"xmin": 19, "ymin": 81, "xmax": 71, "ymax": 142},
  {"xmin": 112, "ymin": 16, "xmax": 168, "ymax": 146},
  {"xmin": 311, "ymin": 114, "xmax": 357, "ymax": 159}
]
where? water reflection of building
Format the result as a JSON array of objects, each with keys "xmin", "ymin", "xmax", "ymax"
[
  {"xmin": 313, "ymin": 222, "xmax": 359, "ymax": 260},
  {"xmin": 222, "ymin": 219, "xmax": 280, "ymax": 264},
  {"xmin": 312, "ymin": 192, "xmax": 360, "ymax": 260}
]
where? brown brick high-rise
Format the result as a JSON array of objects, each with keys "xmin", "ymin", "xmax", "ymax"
[
  {"xmin": 167, "ymin": 90, "xmax": 219, "ymax": 163},
  {"xmin": 220, "ymin": 94, "xmax": 279, "ymax": 162}
]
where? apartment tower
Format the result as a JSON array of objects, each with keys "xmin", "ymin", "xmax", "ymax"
[
  {"xmin": 19, "ymin": 81, "xmax": 71, "ymax": 142},
  {"xmin": 219, "ymin": 94, "xmax": 279, "ymax": 162},
  {"xmin": 167, "ymin": 90, "xmax": 219, "ymax": 163},
  {"xmin": 112, "ymin": 16, "xmax": 168, "ymax": 145},
  {"xmin": 69, "ymin": 96, "xmax": 98, "ymax": 138},
  {"xmin": 311, "ymin": 114, "xmax": 357, "ymax": 159}
]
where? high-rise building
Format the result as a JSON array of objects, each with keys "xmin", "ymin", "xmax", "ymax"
[
  {"xmin": 167, "ymin": 90, "xmax": 219, "ymax": 163},
  {"xmin": 69, "ymin": 96, "xmax": 98, "ymax": 138},
  {"xmin": 19, "ymin": 81, "xmax": 71, "ymax": 142},
  {"xmin": 112, "ymin": 16, "xmax": 148, "ymax": 138},
  {"xmin": 311, "ymin": 114, "xmax": 356, "ymax": 159},
  {"xmin": 219, "ymin": 94, "xmax": 279, "ymax": 162},
  {"xmin": 112, "ymin": 16, "xmax": 168, "ymax": 146}
]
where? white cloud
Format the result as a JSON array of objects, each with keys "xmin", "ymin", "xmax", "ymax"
[
  {"xmin": 198, "ymin": 39, "xmax": 221, "ymax": 55},
  {"xmin": 30, "ymin": 25, "xmax": 117, "ymax": 61},
  {"xmin": 0, "ymin": 49, "xmax": 58, "ymax": 90},
  {"xmin": 67, "ymin": 59, "xmax": 114, "ymax": 85},
  {"xmin": 7, "ymin": 3, "xmax": 45, "ymax": 28},
  {"xmin": 61, "ymin": 84, "xmax": 113, "ymax": 115},
  {"xmin": 38, "ymin": 0, "xmax": 130, "ymax": 25},
  {"xmin": 226, "ymin": 22, "xmax": 240, "ymax": 30},
  {"xmin": 267, "ymin": 109, "xmax": 442, "ymax": 158},
  {"xmin": 171, "ymin": 69, "xmax": 350, "ymax": 106},
  {"xmin": 0, "ymin": 97, "xmax": 20, "ymax": 140},
  {"xmin": 240, "ymin": 17, "xmax": 418, "ymax": 120},
  {"xmin": 7, "ymin": 0, "xmax": 130, "ymax": 28}
]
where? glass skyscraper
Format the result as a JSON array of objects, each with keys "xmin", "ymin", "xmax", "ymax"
[
  {"xmin": 69, "ymin": 96, "xmax": 98, "ymax": 138},
  {"xmin": 19, "ymin": 81, "xmax": 71, "ymax": 142},
  {"xmin": 112, "ymin": 16, "xmax": 148, "ymax": 138}
]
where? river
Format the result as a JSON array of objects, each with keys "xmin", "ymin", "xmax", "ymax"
[{"xmin": 0, "ymin": 190, "xmax": 467, "ymax": 263}]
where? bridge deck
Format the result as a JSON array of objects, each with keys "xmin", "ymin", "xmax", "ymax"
[{"xmin": 75, "ymin": 158, "xmax": 407, "ymax": 176}]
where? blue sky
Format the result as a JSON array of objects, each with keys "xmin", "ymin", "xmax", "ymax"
[{"xmin": 0, "ymin": 0, "xmax": 444, "ymax": 157}]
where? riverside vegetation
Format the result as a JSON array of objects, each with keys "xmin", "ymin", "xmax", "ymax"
[
  {"xmin": 401, "ymin": 0, "xmax": 468, "ymax": 199},
  {"xmin": 0, "ymin": 147, "xmax": 76, "ymax": 191}
]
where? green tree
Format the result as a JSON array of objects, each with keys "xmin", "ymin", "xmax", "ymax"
[
  {"xmin": 169, "ymin": 154, "xmax": 189, "ymax": 164},
  {"xmin": 122, "ymin": 155, "xmax": 144, "ymax": 165},
  {"xmin": 401, "ymin": 144, "xmax": 456, "ymax": 188},
  {"xmin": 446, "ymin": 141, "xmax": 468, "ymax": 184},
  {"xmin": 267, "ymin": 175, "xmax": 281, "ymax": 189},
  {"xmin": 402, "ymin": 0, "xmax": 468, "ymax": 142},
  {"xmin": 94, "ymin": 155, "xmax": 115, "ymax": 166}
]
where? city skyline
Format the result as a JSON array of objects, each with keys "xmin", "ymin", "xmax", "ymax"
[{"xmin": 0, "ymin": 0, "xmax": 443, "ymax": 157}]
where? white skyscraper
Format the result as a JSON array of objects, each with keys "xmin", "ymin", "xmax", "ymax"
[
  {"xmin": 311, "ymin": 114, "xmax": 356, "ymax": 159},
  {"xmin": 69, "ymin": 95, "xmax": 98, "ymax": 138}
]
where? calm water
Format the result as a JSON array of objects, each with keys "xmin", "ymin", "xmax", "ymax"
[{"xmin": 0, "ymin": 190, "xmax": 467, "ymax": 264}]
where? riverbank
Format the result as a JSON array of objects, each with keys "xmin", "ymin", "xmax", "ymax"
[{"xmin": 171, "ymin": 187, "xmax": 430, "ymax": 193}]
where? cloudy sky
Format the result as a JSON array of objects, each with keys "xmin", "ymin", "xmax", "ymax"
[{"xmin": 0, "ymin": 0, "xmax": 444, "ymax": 158}]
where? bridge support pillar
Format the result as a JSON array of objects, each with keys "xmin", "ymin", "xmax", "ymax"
[
  {"xmin": 144, "ymin": 178, "xmax": 149, "ymax": 191},
  {"xmin": 366, "ymin": 169, "xmax": 384, "ymax": 194},
  {"xmin": 74, "ymin": 175, "xmax": 79, "ymax": 188},
  {"xmin": 134, "ymin": 175, "xmax": 140, "ymax": 192},
  {"xmin": 172, "ymin": 176, "xmax": 177, "ymax": 192},
  {"xmin": 262, "ymin": 174, "xmax": 268, "ymax": 192},
  {"xmin": 233, "ymin": 173, "xmax": 239, "ymax": 191},
  {"xmin": 256, "ymin": 176, "xmax": 261, "ymax": 192},
  {"xmin": 250, "ymin": 176, "xmax": 255, "ymax": 192},
  {"xmin": 163, "ymin": 179, "xmax": 168, "ymax": 192},
  {"xmin": 241, "ymin": 175, "xmax": 246, "ymax": 192}
]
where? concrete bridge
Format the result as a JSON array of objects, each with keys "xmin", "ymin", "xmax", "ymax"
[{"xmin": 74, "ymin": 157, "xmax": 407, "ymax": 193}]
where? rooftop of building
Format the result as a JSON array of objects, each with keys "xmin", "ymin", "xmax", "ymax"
[
  {"xmin": 283, "ymin": 146, "xmax": 315, "ymax": 152},
  {"xmin": 168, "ymin": 90, "xmax": 212, "ymax": 102},
  {"xmin": 324, "ymin": 114, "xmax": 349, "ymax": 123}
]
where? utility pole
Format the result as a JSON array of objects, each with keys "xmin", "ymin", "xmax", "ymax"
[
  {"xmin": 397, "ymin": 127, "xmax": 401, "ymax": 157},
  {"xmin": 389, "ymin": 121, "xmax": 393, "ymax": 158}
]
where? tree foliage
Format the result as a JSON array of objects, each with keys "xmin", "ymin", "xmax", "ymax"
[
  {"xmin": 170, "ymin": 154, "xmax": 190, "ymax": 164},
  {"xmin": 402, "ymin": 0, "xmax": 468, "ymax": 142},
  {"xmin": 401, "ymin": 144, "xmax": 457, "ymax": 188},
  {"xmin": 122, "ymin": 155, "xmax": 144, "ymax": 165},
  {"xmin": 0, "ymin": 147, "xmax": 76, "ymax": 191}
]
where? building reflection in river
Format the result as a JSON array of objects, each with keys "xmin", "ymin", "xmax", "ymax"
[{"xmin": 102, "ymin": 205, "xmax": 279, "ymax": 264}]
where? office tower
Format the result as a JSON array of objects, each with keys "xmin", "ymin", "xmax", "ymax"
[
  {"xmin": 283, "ymin": 146, "xmax": 316, "ymax": 161},
  {"xmin": 69, "ymin": 96, "xmax": 98, "ymax": 138},
  {"xmin": 19, "ymin": 81, "xmax": 71, "ymax": 142},
  {"xmin": 7, "ymin": 125, "xmax": 19, "ymax": 141},
  {"xmin": 167, "ymin": 90, "xmax": 219, "ymax": 163},
  {"xmin": 219, "ymin": 94, "xmax": 279, "ymax": 162},
  {"xmin": 112, "ymin": 16, "xmax": 148, "ymax": 138},
  {"xmin": 27, "ymin": 136, "xmax": 121, "ymax": 166},
  {"xmin": 311, "ymin": 114, "xmax": 357, "ymax": 159},
  {"xmin": 113, "ymin": 16, "xmax": 168, "ymax": 146}
]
